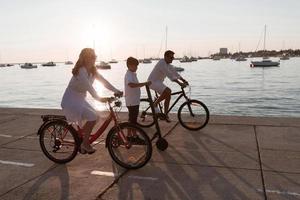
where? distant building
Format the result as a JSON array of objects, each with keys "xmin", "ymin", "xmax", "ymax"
[{"xmin": 219, "ymin": 48, "xmax": 228, "ymax": 55}]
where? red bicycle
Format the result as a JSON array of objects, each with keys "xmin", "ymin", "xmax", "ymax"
[{"xmin": 37, "ymin": 96, "xmax": 152, "ymax": 169}]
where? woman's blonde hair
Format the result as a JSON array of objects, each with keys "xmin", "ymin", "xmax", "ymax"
[{"xmin": 72, "ymin": 48, "xmax": 97, "ymax": 76}]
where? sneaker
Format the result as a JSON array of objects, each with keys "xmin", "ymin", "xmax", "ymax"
[
  {"xmin": 165, "ymin": 115, "xmax": 171, "ymax": 123},
  {"xmin": 127, "ymin": 136, "xmax": 146, "ymax": 145}
]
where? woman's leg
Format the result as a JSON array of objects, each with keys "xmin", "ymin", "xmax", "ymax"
[{"xmin": 81, "ymin": 120, "xmax": 96, "ymax": 150}]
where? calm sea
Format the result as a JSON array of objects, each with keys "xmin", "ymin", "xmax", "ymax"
[{"xmin": 1, "ymin": 58, "xmax": 300, "ymax": 117}]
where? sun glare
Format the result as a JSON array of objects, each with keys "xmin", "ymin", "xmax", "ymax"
[
  {"xmin": 94, "ymin": 81, "xmax": 106, "ymax": 111},
  {"xmin": 81, "ymin": 22, "xmax": 115, "ymax": 60}
]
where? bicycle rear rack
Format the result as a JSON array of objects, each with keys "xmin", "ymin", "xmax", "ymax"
[{"xmin": 41, "ymin": 115, "xmax": 66, "ymax": 122}]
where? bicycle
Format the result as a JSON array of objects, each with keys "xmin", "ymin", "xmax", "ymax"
[
  {"xmin": 137, "ymin": 84, "xmax": 210, "ymax": 130},
  {"xmin": 37, "ymin": 95, "xmax": 152, "ymax": 169}
]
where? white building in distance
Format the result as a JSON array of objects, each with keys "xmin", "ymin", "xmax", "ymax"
[{"xmin": 219, "ymin": 48, "xmax": 228, "ymax": 55}]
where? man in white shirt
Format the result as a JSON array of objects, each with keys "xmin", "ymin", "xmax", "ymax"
[{"xmin": 148, "ymin": 50, "xmax": 188, "ymax": 121}]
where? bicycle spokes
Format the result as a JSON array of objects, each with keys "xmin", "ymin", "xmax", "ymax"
[
  {"xmin": 178, "ymin": 100, "xmax": 209, "ymax": 130},
  {"xmin": 41, "ymin": 122, "xmax": 77, "ymax": 161},
  {"xmin": 108, "ymin": 125, "xmax": 151, "ymax": 169}
]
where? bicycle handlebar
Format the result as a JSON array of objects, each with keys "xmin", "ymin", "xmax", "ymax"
[
  {"xmin": 114, "ymin": 91, "xmax": 123, "ymax": 98},
  {"xmin": 180, "ymin": 82, "xmax": 189, "ymax": 89}
]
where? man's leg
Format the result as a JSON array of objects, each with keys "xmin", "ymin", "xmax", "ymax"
[{"xmin": 153, "ymin": 87, "xmax": 171, "ymax": 114}]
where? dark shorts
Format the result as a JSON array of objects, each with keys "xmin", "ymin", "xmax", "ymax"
[{"xmin": 127, "ymin": 105, "xmax": 139, "ymax": 124}]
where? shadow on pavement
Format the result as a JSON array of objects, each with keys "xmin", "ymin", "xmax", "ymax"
[{"xmin": 23, "ymin": 164, "xmax": 69, "ymax": 200}]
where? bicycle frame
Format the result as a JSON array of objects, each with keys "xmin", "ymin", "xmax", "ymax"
[
  {"xmin": 156, "ymin": 87, "xmax": 190, "ymax": 115},
  {"xmin": 76, "ymin": 102, "xmax": 124, "ymax": 144}
]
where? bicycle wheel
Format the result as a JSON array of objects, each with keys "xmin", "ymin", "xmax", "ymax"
[
  {"xmin": 107, "ymin": 122, "xmax": 152, "ymax": 169},
  {"xmin": 136, "ymin": 99, "xmax": 155, "ymax": 127},
  {"xmin": 178, "ymin": 99, "xmax": 209, "ymax": 130},
  {"xmin": 39, "ymin": 120, "xmax": 79, "ymax": 164}
]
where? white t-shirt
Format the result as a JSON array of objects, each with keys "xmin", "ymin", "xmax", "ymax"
[
  {"xmin": 147, "ymin": 59, "xmax": 181, "ymax": 83},
  {"xmin": 124, "ymin": 70, "xmax": 140, "ymax": 106}
]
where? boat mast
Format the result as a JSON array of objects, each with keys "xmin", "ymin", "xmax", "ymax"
[
  {"xmin": 165, "ymin": 26, "xmax": 168, "ymax": 51},
  {"xmin": 263, "ymin": 25, "xmax": 266, "ymax": 52}
]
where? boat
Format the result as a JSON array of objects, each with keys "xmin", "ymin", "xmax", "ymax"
[
  {"xmin": 108, "ymin": 59, "xmax": 118, "ymax": 64},
  {"xmin": 65, "ymin": 61, "xmax": 73, "ymax": 65},
  {"xmin": 251, "ymin": 25, "xmax": 280, "ymax": 67},
  {"xmin": 235, "ymin": 56, "xmax": 247, "ymax": 61},
  {"xmin": 179, "ymin": 56, "xmax": 192, "ymax": 63},
  {"xmin": 251, "ymin": 59, "xmax": 280, "ymax": 67},
  {"xmin": 42, "ymin": 61, "xmax": 56, "ymax": 67},
  {"xmin": 212, "ymin": 56, "xmax": 221, "ymax": 61},
  {"xmin": 174, "ymin": 66, "xmax": 184, "ymax": 72},
  {"xmin": 190, "ymin": 57, "xmax": 198, "ymax": 62},
  {"xmin": 96, "ymin": 61, "xmax": 111, "ymax": 69},
  {"xmin": 280, "ymin": 54, "xmax": 290, "ymax": 60},
  {"xmin": 142, "ymin": 59, "xmax": 152, "ymax": 64},
  {"xmin": 20, "ymin": 63, "xmax": 37, "ymax": 69},
  {"xmin": 235, "ymin": 43, "xmax": 247, "ymax": 61}
]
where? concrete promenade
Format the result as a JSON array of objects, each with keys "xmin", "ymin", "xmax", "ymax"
[{"xmin": 0, "ymin": 107, "xmax": 299, "ymax": 200}]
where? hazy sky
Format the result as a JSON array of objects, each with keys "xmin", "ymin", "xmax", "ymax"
[{"xmin": 1, "ymin": 0, "xmax": 300, "ymax": 62}]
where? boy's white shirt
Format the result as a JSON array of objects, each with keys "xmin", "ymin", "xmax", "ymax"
[{"xmin": 124, "ymin": 70, "xmax": 140, "ymax": 106}]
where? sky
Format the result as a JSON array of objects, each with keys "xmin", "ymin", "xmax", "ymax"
[{"xmin": 1, "ymin": 0, "xmax": 300, "ymax": 63}]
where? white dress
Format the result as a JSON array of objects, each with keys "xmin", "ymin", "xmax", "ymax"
[{"xmin": 61, "ymin": 67, "xmax": 100, "ymax": 125}]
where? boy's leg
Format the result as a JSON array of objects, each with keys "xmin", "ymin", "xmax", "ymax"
[
  {"xmin": 127, "ymin": 105, "xmax": 139, "ymax": 136},
  {"xmin": 127, "ymin": 106, "xmax": 132, "ymax": 137}
]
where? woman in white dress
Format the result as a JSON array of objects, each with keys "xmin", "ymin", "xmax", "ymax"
[{"xmin": 61, "ymin": 48, "xmax": 122, "ymax": 154}]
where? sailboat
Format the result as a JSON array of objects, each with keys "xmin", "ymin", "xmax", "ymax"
[
  {"xmin": 279, "ymin": 42, "xmax": 290, "ymax": 60},
  {"xmin": 251, "ymin": 25, "xmax": 280, "ymax": 67},
  {"xmin": 235, "ymin": 43, "xmax": 247, "ymax": 61},
  {"xmin": 280, "ymin": 54, "xmax": 290, "ymax": 60}
]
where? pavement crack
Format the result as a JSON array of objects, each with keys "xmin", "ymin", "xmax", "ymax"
[
  {"xmin": 0, "ymin": 132, "xmax": 37, "ymax": 147},
  {"xmin": 254, "ymin": 125, "xmax": 268, "ymax": 200}
]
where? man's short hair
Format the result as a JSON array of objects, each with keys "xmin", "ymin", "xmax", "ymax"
[
  {"xmin": 164, "ymin": 50, "xmax": 175, "ymax": 57},
  {"xmin": 126, "ymin": 57, "xmax": 139, "ymax": 67}
]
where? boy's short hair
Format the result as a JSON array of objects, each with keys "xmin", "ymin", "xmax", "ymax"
[
  {"xmin": 127, "ymin": 57, "xmax": 139, "ymax": 67},
  {"xmin": 164, "ymin": 50, "xmax": 175, "ymax": 57}
]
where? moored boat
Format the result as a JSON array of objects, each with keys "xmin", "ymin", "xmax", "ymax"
[
  {"xmin": 142, "ymin": 59, "xmax": 152, "ymax": 64},
  {"xmin": 251, "ymin": 25, "xmax": 280, "ymax": 67},
  {"xmin": 235, "ymin": 56, "xmax": 247, "ymax": 61},
  {"xmin": 20, "ymin": 63, "xmax": 37, "ymax": 69},
  {"xmin": 251, "ymin": 59, "xmax": 280, "ymax": 67},
  {"xmin": 65, "ymin": 61, "xmax": 73, "ymax": 65},
  {"xmin": 179, "ymin": 56, "xmax": 192, "ymax": 63},
  {"xmin": 108, "ymin": 59, "xmax": 118, "ymax": 64},
  {"xmin": 42, "ymin": 61, "xmax": 56, "ymax": 67},
  {"xmin": 96, "ymin": 61, "xmax": 111, "ymax": 69},
  {"xmin": 280, "ymin": 54, "xmax": 290, "ymax": 60}
]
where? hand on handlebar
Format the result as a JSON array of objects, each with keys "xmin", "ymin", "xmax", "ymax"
[
  {"xmin": 179, "ymin": 81, "xmax": 189, "ymax": 88},
  {"xmin": 114, "ymin": 90, "xmax": 123, "ymax": 98},
  {"xmin": 99, "ymin": 97, "xmax": 114, "ymax": 103}
]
